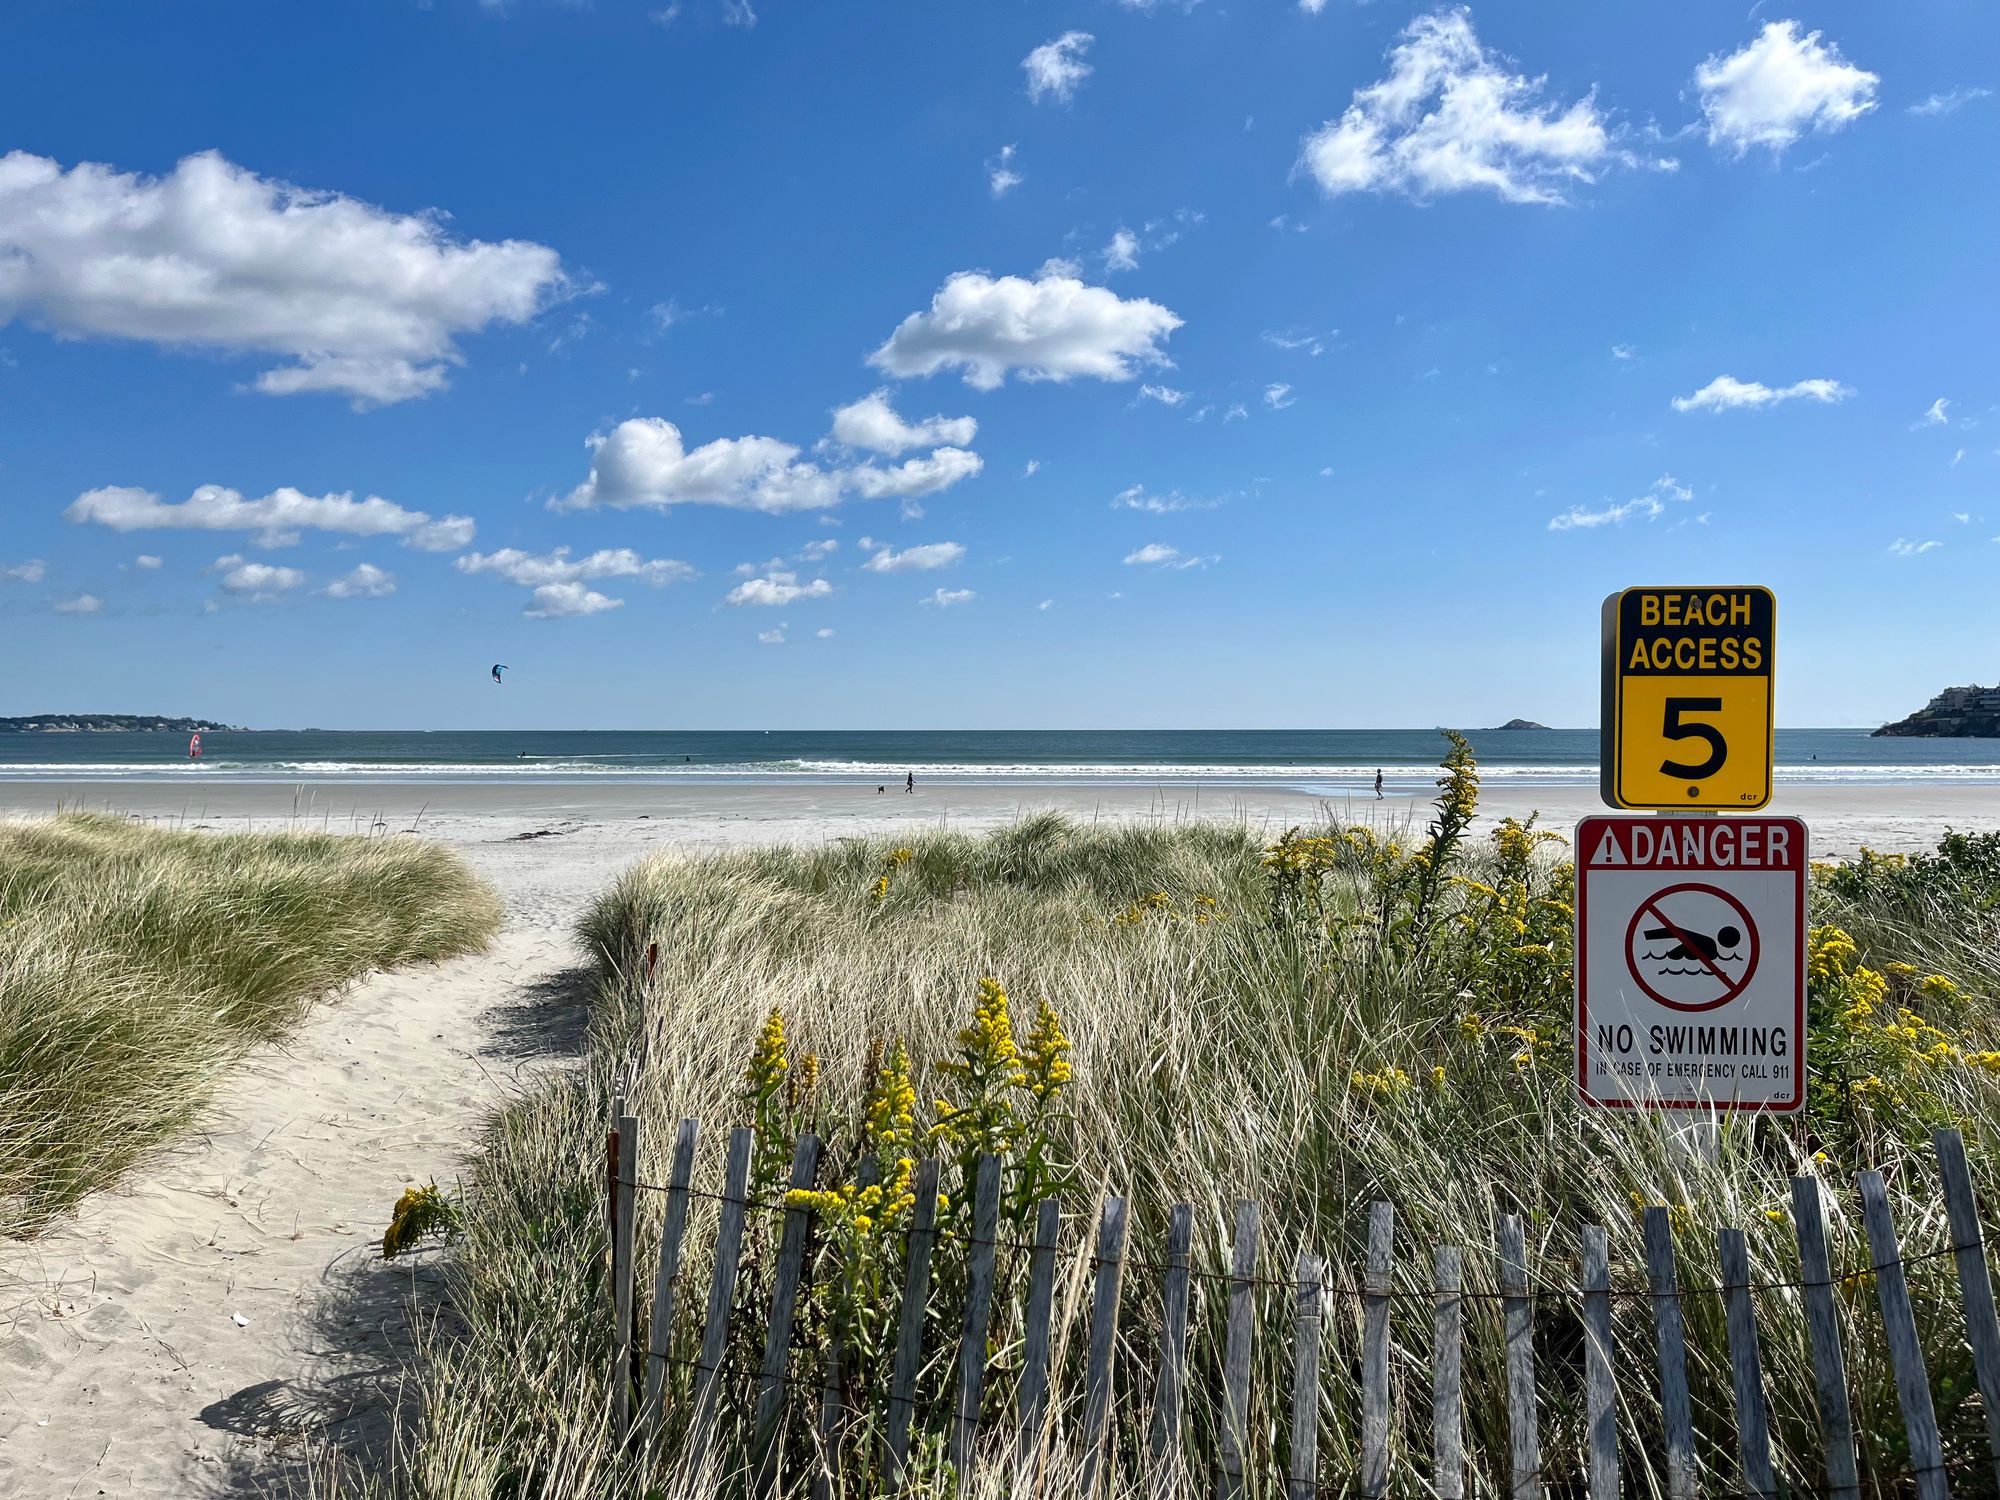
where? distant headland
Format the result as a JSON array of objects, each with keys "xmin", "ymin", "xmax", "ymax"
[
  {"xmin": 1873, "ymin": 685, "xmax": 2000, "ymax": 739},
  {"xmin": 0, "ymin": 714, "xmax": 247, "ymax": 734},
  {"xmin": 1484, "ymin": 718, "xmax": 1551, "ymax": 731}
]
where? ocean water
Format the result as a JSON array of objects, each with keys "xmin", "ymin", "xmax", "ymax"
[{"xmin": 1, "ymin": 728, "xmax": 1996, "ymax": 790}]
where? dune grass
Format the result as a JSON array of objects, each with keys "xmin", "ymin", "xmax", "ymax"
[
  {"xmin": 0, "ymin": 813, "xmax": 501, "ymax": 1236},
  {"xmin": 373, "ymin": 786, "xmax": 2000, "ymax": 1498}
]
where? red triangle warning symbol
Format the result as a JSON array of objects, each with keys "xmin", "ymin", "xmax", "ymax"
[{"xmin": 1590, "ymin": 828, "xmax": 1627, "ymax": 866}]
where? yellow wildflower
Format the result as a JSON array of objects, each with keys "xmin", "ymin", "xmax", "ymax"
[{"xmin": 746, "ymin": 1008, "xmax": 789, "ymax": 1095}]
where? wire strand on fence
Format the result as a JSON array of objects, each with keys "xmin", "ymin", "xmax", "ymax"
[
  {"xmin": 630, "ymin": 1336, "xmax": 2000, "ymax": 1500},
  {"xmin": 623, "ymin": 1169, "xmax": 2000, "ymax": 1305}
]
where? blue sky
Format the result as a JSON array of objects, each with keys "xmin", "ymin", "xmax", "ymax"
[{"xmin": 1, "ymin": 0, "xmax": 1994, "ymax": 730}]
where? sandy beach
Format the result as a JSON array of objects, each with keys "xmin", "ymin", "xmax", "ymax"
[
  {"xmin": 2, "ymin": 776, "xmax": 1993, "ymax": 860},
  {"xmin": 2, "ymin": 776, "xmax": 1994, "ymax": 1495}
]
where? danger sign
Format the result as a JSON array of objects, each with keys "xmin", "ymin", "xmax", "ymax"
[
  {"xmin": 1600, "ymin": 586, "xmax": 1775, "ymax": 811},
  {"xmin": 1575, "ymin": 815, "xmax": 1806, "ymax": 1112}
]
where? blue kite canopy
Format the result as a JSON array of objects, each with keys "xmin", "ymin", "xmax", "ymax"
[{"xmin": 491, "ymin": 663, "xmax": 507, "ymax": 683}]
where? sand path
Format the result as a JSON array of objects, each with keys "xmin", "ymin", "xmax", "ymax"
[{"xmin": 0, "ymin": 849, "xmax": 588, "ymax": 1498}]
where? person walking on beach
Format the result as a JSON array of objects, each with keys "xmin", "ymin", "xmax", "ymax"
[
  {"xmin": 1375, "ymin": 768, "xmax": 1384, "ymax": 800},
  {"xmin": 905, "ymin": 770, "xmax": 915, "ymax": 794}
]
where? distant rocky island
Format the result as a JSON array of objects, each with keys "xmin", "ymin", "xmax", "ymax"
[
  {"xmin": 0, "ymin": 714, "xmax": 247, "ymax": 734},
  {"xmin": 1873, "ymin": 685, "xmax": 2000, "ymax": 738},
  {"xmin": 1485, "ymin": 718, "xmax": 1551, "ymax": 731}
]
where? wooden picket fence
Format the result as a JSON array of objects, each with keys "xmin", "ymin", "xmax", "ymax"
[{"xmin": 601, "ymin": 1110, "xmax": 2000, "ymax": 1497}]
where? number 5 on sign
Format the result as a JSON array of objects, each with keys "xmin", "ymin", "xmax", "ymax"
[{"xmin": 1600, "ymin": 587, "xmax": 1775, "ymax": 811}]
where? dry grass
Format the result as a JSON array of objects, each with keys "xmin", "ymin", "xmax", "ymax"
[
  {"xmin": 365, "ymin": 811, "xmax": 2000, "ymax": 1498},
  {"xmin": 0, "ymin": 812, "xmax": 501, "ymax": 1235}
]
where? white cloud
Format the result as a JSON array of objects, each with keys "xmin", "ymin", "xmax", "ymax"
[
  {"xmin": 1888, "ymin": 538, "xmax": 1941, "ymax": 557},
  {"xmin": 1611, "ymin": 343, "xmax": 1637, "ymax": 360},
  {"xmin": 870, "ymin": 269, "xmax": 1181, "ymax": 391},
  {"xmin": 1298, "ymin": 9, "xmax": 1611, "ymax": 206},
  {"xmin": 1694, "ymin": 21, "xmax": 1877, "ymax": 157},
  {"xmin": 798, "ymin": 538, "xmax": 840, "ymax": 562},
  {"xmin": 557, "ymin": 417, "xmax": 841, "ymax": 514},
  {"xmin": 1299, "ymin": 0, "xmax": 1326, "ymax": 11},
  {"xmin": 132, "ymin": 554, "xmax": 162, "ymax": 570},
  {"xmin": 53, "ymin": 593, "xmax": 102, "ymax": 615},
  {"xmin": 0, "ymin": 150, "xmax": 569, "ymax": 405},
  {"xmin": 1024, "ymin": 32, "xmax": 1093, "ymax": 105},
  {"xmin": 757, "ymin": 626, "xmax": 786, "ymax": 645},
  {"xmin": 1024, "ymin": 460, "xmax": 1041, "ymax": 477},
  {"xmin": 1909, "ymin": 87, "xmax": 1992, "ymax": 118},
  {"xmin": 322, "ymin": 563, "xmax": 397, "ymax": 599},
  {"xmin": 560, "ymin": 414, "xmax": 978, "ymax": 514},
  {"xmin": 1, "ymin": 559, "xmax": 46, "ymax": 583},
  {"xmin": 847, "ymin": 448, "xmax": 984, "ymax": 501},
  {"xmin": 1547, "ymin": 474, "xmax": 1692, "ymax": 531},
  {"xmin": 1671, "ymin": 375, "xmax": 1851, "ymax": 413},
  {"xmin": 815, "ymin": 627, "xmax": 835, "ymax": 639},
  {"xmin": 829, "ymin": 390, "xmax": 977, "ymax": 454},
  {"xmin": 1123, "ymin": 542, "xmax": 1217, "ymax": 569},
  {"xmin": 1138, "ymin": 385, "xmax": 1188, "ymax": 406},
  {"xmin": 1264, "ymin": 382, "xmax": 1296, "ymax": 410},
  {"xmin": 1104, "ymin": 229, "xmax": 1140, "ymax": 273},
  {"xmin": 456, "ymin": 546, "xmax": 694, "ymax": 588},
  {"xmin": 1917, "ymin": 397, "xmax": 1951, "ymax": 428},
  {"xmin": 67, "ymin": 484, "xmax": 474, "ymax": 550},
  {"xmin": 722, "ymin": 0, "xmax": 755, "ymax": 27},
  {"xmin": 862, "ymin": 541, "xmax": 966, "ymax": 573},
  {"xmin": 213, "ymin": 554, "xmax": 307, "ymax": 598},
  {"xmin": 1263, "ymin": 329, "xmax": 1328, "ymax": 356},
  {"xmin": 1038, "ymin": 599, "xmax": 1054, "ymax": 610},
  {"xmin": 1112, "ymin": 485, "xmax": 1219, "ymax": 514},
  {"xmin": 725, "ymin": 571, "xmax": 833, "ymax": 607},
  {"xmin": 920, "ymin": 587, "xmax": 976, "ymax": 608},
  {"xmin": 988, "ymin": 145, "xmax": 1023, "ymax": 198},
  {"xmin": 525, "ymin": 582, "xmax": 623, "ymax": 618},
  {"xmin": 1223, "ymin": 402, "xmax": 1248, "ymax": 422}
]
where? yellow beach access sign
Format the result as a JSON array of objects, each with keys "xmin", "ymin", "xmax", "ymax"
[{"xmin": 1600, "ymin": 585, "xmax": 1774, "ymax": 810}]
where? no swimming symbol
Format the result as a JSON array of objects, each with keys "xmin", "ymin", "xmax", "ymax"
[{"xmin": 1622, "ymin": 881, "xmax": 1760, "ymax": 1012}]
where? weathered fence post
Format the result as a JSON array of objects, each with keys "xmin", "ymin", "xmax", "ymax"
[
  {"xmin": 1643, "ymin": 1206, "xmax": 1697, "ymax": 1500},
  {"xmin": 885, "ymin": 1158, "xmax": 942, "ymax": 1486},
  {"xmin": 1937, "ymin": 1128, "xmax": 2000, "ymax": 1494},
  {"xmin": 753, "ymin": 1133, "xmax": 821, "ymax": 1495},
  {"xmin": 1080, "ymin": 1196, "xmax": 1129, "ymax": 1500},
  {"xmin": 1289, "ymin": 1252, "xmax": 1324, "ymax": 1500},
  {"xmin": 1497, "ymin": 1213, "xmax": 1541, "ymax": 1500},
  {"xmin": 1217, "ymin": 1199, "xmax": 1260, "ymax": 1500},
  {"xmin": 642, "ymin": 1117, "xmax": 700, "ymax": 1444},
  {"xmin": 1718, "ymin": 1227, "xmax": 1776, "ymax": 1499},
  {"xmin": 1579, "ymin": 1225, "xmax": 1619, "ymax": 1500},
  {"xmin": 612, "ymin": 1112, "xmax": 641, "ymax": 1444},
  {"xmin": 1857, "ymin": 1169, "xmax": 1950, "ymax": 1500},
  {"xmin": 1016, "ymin": 1197, "xmax": 1063, "ymax": 1477},
  {"xmin": 1361, "ymin": 1202, "xmax": 1394, "ymax": 1500},
  {"xmin": 1432, "ymin": 1246, "xmax": 1465, "ymax": 1500},
  {"xmin": 1790, "ymin": 1174, "xmax": 1860, "ymax": 1500},
  {"xmin": 1149, "ymin": 1204, "xmax": 1196, "ymax": 1496},
  {"xmin": 951, "ymin": 1153, "xmax": 1003, "ymax": 1483},
  {"xmin": 814, "ymin": 1156, "xmax": 879, "ymax": 1500},
  {"xmin": 689, "ymin": 1125, "xmax": 754, "ymax": 1474}
]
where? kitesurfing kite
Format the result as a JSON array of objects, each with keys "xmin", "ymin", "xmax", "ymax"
[{"xmin": 491, "ymin": 663, "xmax": 507, "ymax": 685}]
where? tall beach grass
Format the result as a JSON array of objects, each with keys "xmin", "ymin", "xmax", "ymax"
[
  {"xmin": 0, "ymin": 812, "xmax": 501, "ymax": 1235},
  {"xmin": 374, "ymin": 794, "xmax": 2000, "ymax": 1498}
]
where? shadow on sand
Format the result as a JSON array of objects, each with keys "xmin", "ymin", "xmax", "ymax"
[{"xmin": 199, "ymin": 965, "xmax": 600, "ymax": 1496}]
